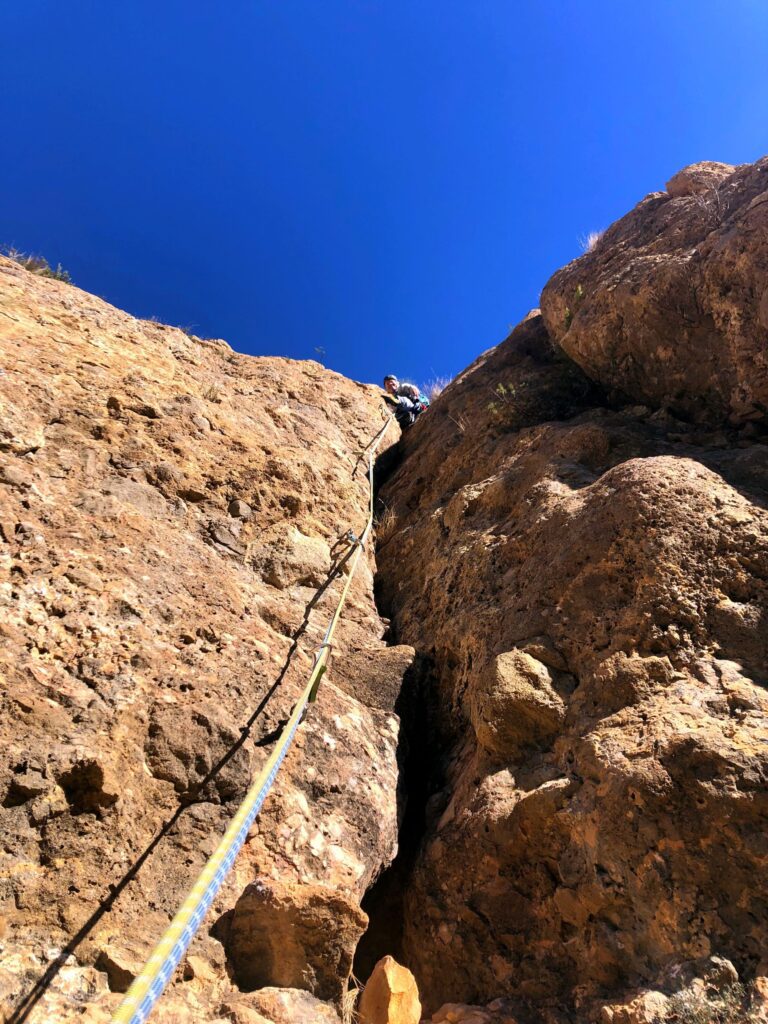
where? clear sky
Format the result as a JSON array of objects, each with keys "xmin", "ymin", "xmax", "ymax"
[{"xmin": 2, "ymin": 2, "xmax": 767, "ymax": 389}]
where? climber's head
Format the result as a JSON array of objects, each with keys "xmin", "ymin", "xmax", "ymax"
[{"xmin": 383, "ymin": 375, "xmax": 398, "ymax": 395}]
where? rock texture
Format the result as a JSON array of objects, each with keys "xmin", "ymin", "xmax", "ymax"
[
  {"xmin": 227, "ymin": 878, "xmax": 368, "ymax": 1002},
  {"xmin": 357, "ymin": 955, "xmax": 421, "ymax": 1024},
  {"xmin": 0, "ymin": 255, "xmax": 411, "ymax": 1022},
  {"xmin": 540, "ymin": 158, "xmax": 768, "ymax": 424},
  {"xmin": 378, "ymin": 170, "xmax": 768, "ymax": 1019}
]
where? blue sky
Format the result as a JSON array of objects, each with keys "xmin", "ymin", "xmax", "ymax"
[{"xmin": 2, "ymin": 2, "xmax": 767, "ymax": 388}]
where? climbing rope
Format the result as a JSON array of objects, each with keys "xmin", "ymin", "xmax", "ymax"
[{"xmin": 111, "ymin": 416, "xmax": 392, "ymax": 1024}]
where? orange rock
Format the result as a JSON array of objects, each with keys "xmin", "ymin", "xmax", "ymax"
[
  {"xmin": 227, "ymin": 878, "xmax": 368, "ymax": 1004},
  {"xmin": 358, "ymin": 956, "xmax": 422, "ymax": 1024},
  {"xmin": 380, "ymin": 284, "xmax": 768, "ymax": 1013},
  {"xmin": 541, "ymin": 155, "xmax": 768, "ymax": 424},
  {"xmin": 0, "ymin": 252, "xmax": 409, "ymax": 1022}
]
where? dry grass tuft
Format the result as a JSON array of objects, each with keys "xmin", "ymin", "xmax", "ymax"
[
  {"xmin": 658, "ymin": 984, "xmax": 761, "ymax": 1024},
  {"xmin": 341, "ymin": 974, "xmax": 363, "ymax": 1024},
  {"xmin": 423, "ymin": 375, "xmax": 452, "ymax": 401},
  {"xmin": 579, "ymin": 230, "xmax": 603, "ymax": 254},
  {"xmin": 374, "ymin": 505, "xmax": 398, "ymax": 545}
]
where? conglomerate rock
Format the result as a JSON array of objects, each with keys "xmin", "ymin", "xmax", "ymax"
[
  {"xmin": 378, "ymin": 303, "xmax": 768, "ymax": 1017},
  {"xmin": 5, "ymin": 153, "xmax": 768, "ymax": 1024},
  {"xmin": 0, "ymin": 255, "xmax": 412, "ymax": 1022},
  {"xmin": 540, "ymin": 157, "xmax": 768, "ymax": 424}
]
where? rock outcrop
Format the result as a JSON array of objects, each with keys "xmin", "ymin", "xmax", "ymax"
[
  {"xmin": 5, "ymin": 153, "xmax": 768, "ymax": 1024},
  {"xmin": 0, "ymin": 254, "xmax": 411, "ymax": 1022},
  {"xmin": 540, "ymin": 158, "xmax": 768, "ymax": 425},
  {"xmin": 358, "ymin": 955, "xmax": 421, "ymax": 1024},
  {"xmin": 378, "ymin": 158, "xmax": 768, "ymax": 1020}
]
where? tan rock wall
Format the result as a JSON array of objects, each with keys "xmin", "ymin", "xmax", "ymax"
[
  {"xmin": 6, "ymin": 153, "xmax": 768, "ymax": 1024},
  {"xmin": 0, "ymin": 255, "xmax": 410, "ymax": 1022},
  {"xmin": 378, "ymin": 309, "xmax": 768, "ymax": 1017}
]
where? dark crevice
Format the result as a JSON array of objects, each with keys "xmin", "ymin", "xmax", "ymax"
[
  {"xmin": 353, "ymin": 649, "xmax": 450, "ymax": 981},
  {"xmin": 352, "ymin": 444, "xmax": 449, "ymax": 980},
  {"xmin": 372, "ymin": 436, "xmax": 406, "ymax": 494}
]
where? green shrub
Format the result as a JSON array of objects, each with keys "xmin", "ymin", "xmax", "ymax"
[{"xmin": 486, "ymin": 379, "xmax": 523, "ymax": 428}]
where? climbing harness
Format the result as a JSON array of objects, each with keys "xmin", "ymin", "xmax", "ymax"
[{"xmin": 111, "ymin": 416, "xmax": 392, "ymax": 1024}]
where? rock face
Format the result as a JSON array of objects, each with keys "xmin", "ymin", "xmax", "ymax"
[
  {"xmin": 540, "ymin": 157, "xmax": 768, "ymax": 424},
  {"xmin": 0, "ymin": 254, "xmax": 411, "ymax": 1022},
  {"xmin": 5, "ymin": 153, "xmax": 768, "ymax": 1024},
  {"xmin": 379, "ymin": 252, "xmax": 768, "ymax": 1013}
]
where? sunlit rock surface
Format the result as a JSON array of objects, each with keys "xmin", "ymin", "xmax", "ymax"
[
  {"xmin": 541, "ymin": 157, "xmax": 768, "ymax": 424},
  {"xmin": 0, "ymin": 254, "xmax": 410, "ymax": 1022},
  {"xmin": 379, "ymin": 199, "xmax": 768, "ymax": 1016}
]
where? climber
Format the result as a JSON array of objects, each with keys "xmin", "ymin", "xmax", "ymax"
[{"xmin": 382, "ymin": 375, "xmax": 429, "ymax": 428}]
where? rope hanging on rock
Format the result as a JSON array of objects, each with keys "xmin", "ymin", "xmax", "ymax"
[{"xmin": 110, "ymin": 416, "xmax": 392, "ymax": 1024}]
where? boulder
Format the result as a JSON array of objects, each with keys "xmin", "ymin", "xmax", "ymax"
[
  {"xmin": 469, "ymin": 650, "xmax": 566, "ymax": 758},
  {"xmin": 358, "ymin": 956, "xmax": 422, "ymax": 1024},
  {"xmin": 227, "ymin": 879, "xmax": 368, "ymax": 1003},
  {"xmin": 541, "ymin": 156, "xmax": 768, "ymax": 424},
  {"xmin": 665, "ymin": 160, "xmax": 735, "ymax": 197}
]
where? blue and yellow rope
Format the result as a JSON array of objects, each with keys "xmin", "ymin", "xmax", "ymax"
[{"xmin": 111, "ymin": 416, "xmax": 391, "ymax": 1024}]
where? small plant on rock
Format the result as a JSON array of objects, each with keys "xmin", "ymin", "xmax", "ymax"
[
  {"xmin": 374, "ymin": 504, "xmax": 398, "ymax": 545},
  {"xmin": 448, "ymin": 412, "xmax": 468, "ymax": 435},
  {"xmin": 487, "ymin": 380, "xmax": 522, "ymax": 428},
  {"xmin": 579, "ymin": 229, "xmax": 603, "ymax": 253},
  {"xmin": 491, "ymin": 381, "xmax": 516, "ymax": 404},
  {"xmin": 661, "ymin": 984, "xmax": 759, "ymax": 1024},
  {"xmin": 3, "ymin": 246, "xmax": 72, "ymax": 283},
  {"xmin": 423, "ymin": 375, "xmax": 452, "ymax": 401},
  {"xmin": 692, "ymin": 188, "xmax": 730, "ymax": 225}
]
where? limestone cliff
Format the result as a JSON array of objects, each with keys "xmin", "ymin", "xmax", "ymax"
[
  {"xmin": 0, "ymin": 254, "xmax": 412, "ymax": 1023},
  {"xmin": 378, "ymin": 159, "xmax": 768, "ymax": 1023}
]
